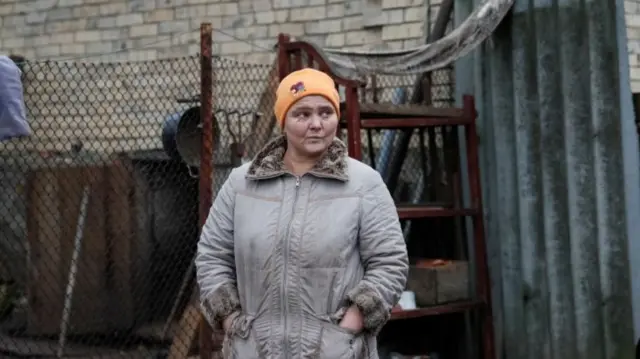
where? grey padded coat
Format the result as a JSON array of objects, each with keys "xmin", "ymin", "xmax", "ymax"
[{"xmin": 195, "ymin": 135, "xmax": 408, "ymax": 359}]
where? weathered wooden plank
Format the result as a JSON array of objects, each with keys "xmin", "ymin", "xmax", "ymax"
[
  {"xmin": 25, "ymin": 165, "xmax": 137, "ymax": 335},
  {"xmin": 26, "ymin": 170, "xmax": 63, "ymax": 335},
  {"xmin": 105, "ymin": 161, "xmax": 135, "ymax": 329}
]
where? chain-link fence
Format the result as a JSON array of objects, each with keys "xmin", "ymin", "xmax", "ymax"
[
  {"xmin": 0, "ymin": 46, "xmax": 456, "ymax": 358},
  {"xmin": 0, "ymin": 54, "xmax": 277, "ymax": 358}
]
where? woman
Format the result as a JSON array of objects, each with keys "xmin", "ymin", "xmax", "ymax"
[{"xmin": 195, "ymin": 68, "xmax": 408, "ymax": 359}]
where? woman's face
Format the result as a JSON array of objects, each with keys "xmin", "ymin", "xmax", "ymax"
[{"xmin": 283, "ymin": 95, "xmax": 339, "ymax": 157}]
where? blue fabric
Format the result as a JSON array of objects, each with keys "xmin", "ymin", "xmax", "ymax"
[{"xmin": 0, "ymin": 56, "xmax": 30, "ymax": 141}]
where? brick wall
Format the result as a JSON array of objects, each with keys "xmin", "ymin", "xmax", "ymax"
[
  {"xmin": 0, "ymin": 0, "xmax": 431, "ymax": 62},
  {"xmin": 0, "ymin": 0, "xmax": 437, "ymax": 154}
]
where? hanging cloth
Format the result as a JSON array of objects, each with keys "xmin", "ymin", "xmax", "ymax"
[{"xmin": 0, "ymin": 55, "xmax": 30, "ymax": 141}]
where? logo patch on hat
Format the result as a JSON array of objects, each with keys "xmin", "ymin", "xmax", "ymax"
[{"xmin": 290, "ymin": 81, "xmax": 306, "ymax": 96}]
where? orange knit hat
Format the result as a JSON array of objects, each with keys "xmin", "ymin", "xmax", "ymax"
[{"xmin": 273, "ymin": 68, "xmax": 341, "ymax": 128}]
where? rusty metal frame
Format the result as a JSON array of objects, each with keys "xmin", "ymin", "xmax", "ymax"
[
  {"xmin": 463, "ymin": 95, "xmax": 495, "ymax": 359},
  {"xmin": 277, "ymin": 35, "xmax": 496, "ymax": 359}
]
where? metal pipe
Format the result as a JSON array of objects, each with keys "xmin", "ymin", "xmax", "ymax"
[
  {"xmin": 198, "ymin": 22, "xmax": 214, "ymax": 359},
  {"xmin": 375, "ymin": 88, "xmax": 406, "ymax": 177},
  {"xmin": 56, "ymin": 186, "xmax": 90, "ymax": 359}
]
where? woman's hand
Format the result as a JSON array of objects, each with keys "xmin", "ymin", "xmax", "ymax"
[
  {"xmin": 222, "ymin": 313, "xmax": 236, "ymax": 332},
  {"xmin": 339, "ymin": 305, "xmax": 364, "ymax": 333}
]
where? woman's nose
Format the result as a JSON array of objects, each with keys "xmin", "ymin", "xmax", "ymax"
[{"xmin": 309, "ymin": 115, "xmax": 323, "ymax": 129}]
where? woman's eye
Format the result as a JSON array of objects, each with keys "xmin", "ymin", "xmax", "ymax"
[{"xmin": 296, "ymin": 112, "xmax": 311, "ymax": 119}]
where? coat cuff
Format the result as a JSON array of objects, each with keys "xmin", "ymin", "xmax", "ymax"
[
  {"xmin": 346, "ymin": 283, "xmax": 390, "ymax": 335},
  {"xmin": 200, "ymin": 282, "xmax": 241, "ymax": 328}
]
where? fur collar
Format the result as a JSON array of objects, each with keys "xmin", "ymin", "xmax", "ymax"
[{"xmin": 246, "ymin": 135, "xmax": 349, "ymax": 181}]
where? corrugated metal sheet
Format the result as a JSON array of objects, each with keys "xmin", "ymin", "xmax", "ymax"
[{"xmin": 453, "ymin": 0, "xmax": 640, "ymax": 358}]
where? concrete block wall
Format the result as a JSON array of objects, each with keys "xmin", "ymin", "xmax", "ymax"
[
  {"xmin": 0, "ymin": 0, "xmax": 435, "ymax": 154},
  {"xmin": 0, "ymin": 0, "xmax": 431, "ymax": 63}
]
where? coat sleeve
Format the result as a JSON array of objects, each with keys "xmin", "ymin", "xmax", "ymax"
[
  {"xmin": 195, "ymin": 171, "xmax": 241, "ymax": 328},
  {"xmin": 347, "ymin": 171, "xmax": 409, "ymax": 334}
]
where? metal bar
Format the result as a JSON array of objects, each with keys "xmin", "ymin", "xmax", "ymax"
[
  {"xmin": 198, "ymin": 22, "xmax": 214, "ymax": 359},
  {"xmin": 366, "ymin": 76, "xmax": 378, "ymax": 167},
  {"xmin": 308, "ymin": 53, "xmax": 315, "ymax": 68},
  {"xmin": 388, "ymin": 300, "xmax": 484, "ymax": 320},
  {"xmin": 396, "ymin": 207, "xmax": 479, "ymax": 219},
  {"xmin": 294, "ymin": 49, "xmax": 302, "ymax": 70},
  {"xmin": 278, "ymin": 34, "xmax": 291, "ymax": 81},
  {"xmin": 357, "ymin": 117, "xmax": 472, "ymax": 128},
  {"xmin": 464, "ymin": 95, "xmax": 495, "ymax": 359},
  {"xmin": 56, "ymin": 186, "xmax": 90, "ymax": 359},
  {"xmin": 375, "ymin": 88, "xmax": 406, "ymax": 177},
  {"xmin": 356, "ymin": 103, "xmax": 465, "ymax": 118},
  {"xmin": 345, "ymin": 86, "xmax": 362, "ymax": 159},
  {"xmin": 451, "ymin": 2, "xmax": 478, "ymax": 348}
]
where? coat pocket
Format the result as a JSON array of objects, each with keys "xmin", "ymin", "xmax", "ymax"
[
  {"xmin": 224, "ymin": 314, "xmax": 261, "ymax": 359},
  {"xmin": 226, "ymin": 335, "xmax": 260, "ymax": 359},
  {"xmin": 317, "ymin": 322, "xmax": 364, "ymax": 359}
]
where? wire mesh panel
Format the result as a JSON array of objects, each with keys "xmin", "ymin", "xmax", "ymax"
[
  {"xmin": 0, "ymin": 55, "xmax": 275, "ymax": 358},
  {"xmin": 212, "ymin": 56, "xmax": 279, "ymax": 166}
]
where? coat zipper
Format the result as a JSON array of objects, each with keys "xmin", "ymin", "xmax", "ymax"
[{"xmin": 282, "ymin": 175, "xmax": 300, "ymax": 358}]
